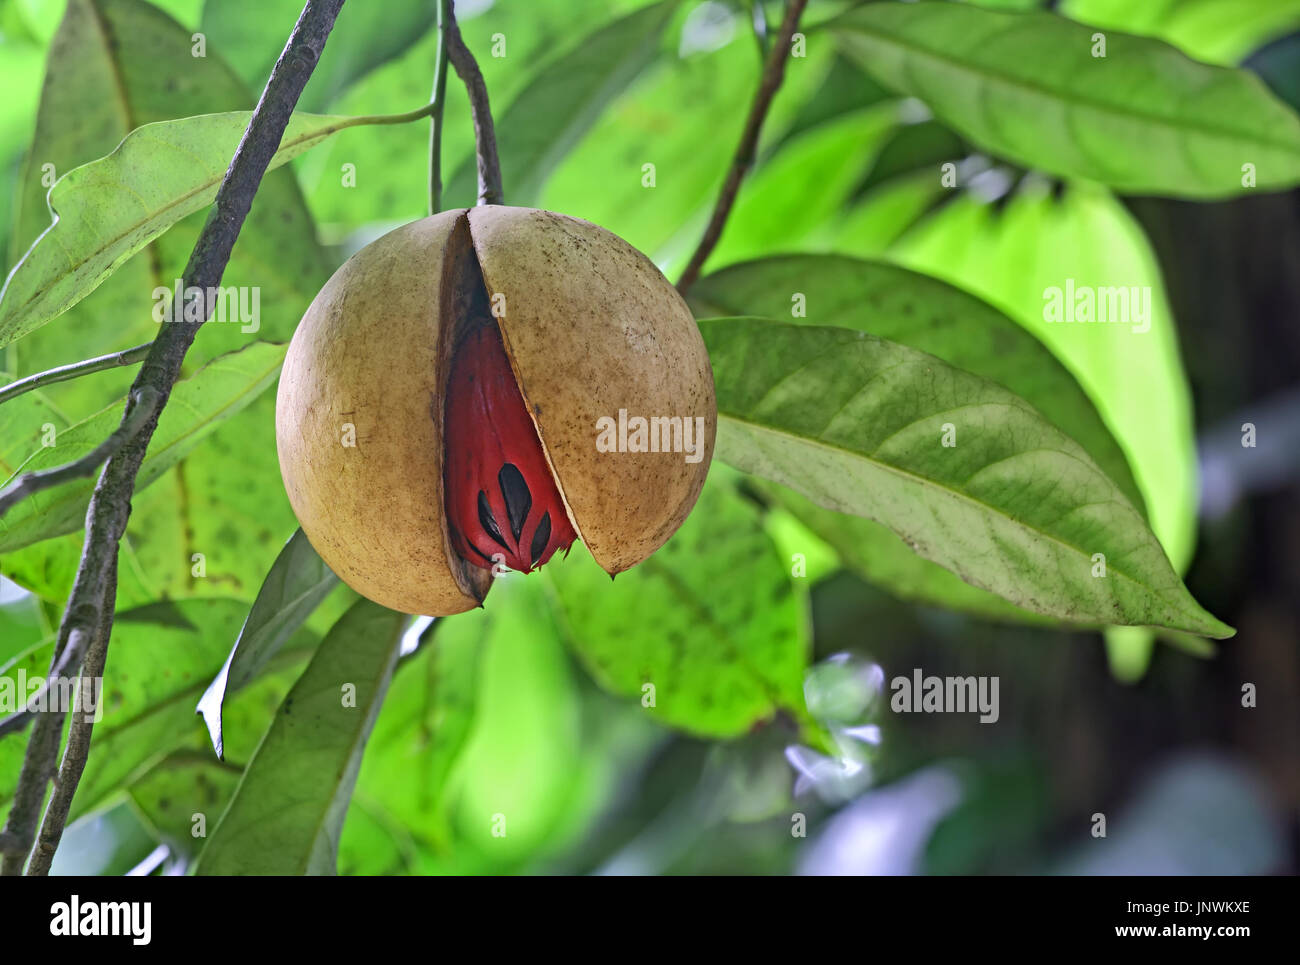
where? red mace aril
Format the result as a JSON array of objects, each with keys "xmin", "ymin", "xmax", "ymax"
[{"xmin": 443, "ymin": 319, "xmax": 578, "ymax": 572}]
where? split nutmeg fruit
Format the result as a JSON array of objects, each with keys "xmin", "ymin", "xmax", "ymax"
[{"xmin": 275, "ymin": 206, "xmax": 717, "ymax": 616}]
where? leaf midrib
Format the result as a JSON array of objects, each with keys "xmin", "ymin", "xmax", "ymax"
[{"xmin": 717, "ymin": 410, "xmax": 1191, "ymax": 620}]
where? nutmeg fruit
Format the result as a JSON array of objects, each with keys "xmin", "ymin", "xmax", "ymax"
[{"xmin": 275, "ymin": 206, "xmax": 717, "ymax": 616}]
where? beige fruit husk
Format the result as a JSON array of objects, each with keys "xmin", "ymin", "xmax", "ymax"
[{"xmin": 276, "ymin": 205, "xmax": 716, "ymax": 616}]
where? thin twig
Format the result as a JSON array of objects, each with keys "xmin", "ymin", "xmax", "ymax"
[
  {"xmin": 677, "ymin": 0, "xmax": 808, "ymax": 294},
  {"xmin": 0, "ymin": 342, "xmax": 150, "ymax": 407},
  {"xmin": 0, "ymin": 0, "xmax": 346, "ymax": 876},
  {"xmin": 445, "ymin": 5, "xmax": 503, "ymax": 206},
  {"xmin": 26, "ymin": 557, "xmax": 117, "ymax": 876},
  {"xmin": 0, "ymin": 619, "xmax": 93, "ymax": 873},
  {"xmin": 0, "ymin": 386, "xmax": 160, "ymax": 519},
  {"xmin": 428, "ymin": 0, "xmax": 452, "ymax": 214},
  {"xmin": 0, "ymin": 706, "xmax": 36, "ymax": 740}
]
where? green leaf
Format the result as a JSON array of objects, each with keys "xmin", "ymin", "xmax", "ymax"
[
  {"xmin": 0, "ymin": 31, "xmax": 44, "ymax": 277},
  {"xmin": 0, "ymin": 109, "xmax": 352, "ymax": 349},
  {"xmin": 195, "ymin": 599, "xmax": 406, "ymax": 875},
  {"xmin": 830, "ymin": 169, "xmax": 947, "ymax": 258},
  {"xmin": 0, "ymin": 378, "xmax": 66, "ymax": 482},
  {"xmin": 115, "ymin": 645, "xmax": 311, "ymax": 858},
  {"xmin": 117, "ymin": 393, "xmax": 291, "ymax": 602},
  {"xmin": 690, "ymin": 254, "xmax": 1153, "ymax": 624},
  {"xmin": 297, "ymin": 0, "xmax": 655, "ymax": 230},
  {"xmin": 702, "ymin": 107, "xmax": 900, "ymax": 271},
  {"xmin": 0, "ymin": 589, "xmax": 47, "ymax": 664},
  {"xmin": 777, "ymin": 52, "xmax": 892, "ymax": 147},
  {"xmin": 73, "ymin": 631, "xmax": 312, "ymax": 826},
  {"xmin": 344, "ymin": 612, "xmax": 487, "ymax": 855},
  {"xmin": 197, "ymin": 528, "xmax": 339, "ymax": 760},
  {"xmin": 830, "ymin": 1, "xmax": 1300, "ymax": 197},
  {"xmin": 0, "ymin": 418, "xmax": 300, "ymax": 607},
  {"xmin": 544, "ymin": 473, "xmax": 814, "ymax": 737},
  {"xmin": 761, "ymin": 502, "xmax": 840, "ymax": 587},
  {"xmin": 536, "ymin": 16, "xmax": 769, "ymax": 266},
  {"xmin": 68, "ymin": 600, "xmax": 286, "ymax": 820},
  {"xmin": 0, "ymin": 340, "xmax": 285, "ymax": 553},
  {"xmin": 0, "ymin": 598, "xmax": 315, "ymax": 825},
  {"xmin": 892, "ymin": 183, "xmax": 1200, "ymax": 560},
  {"xmin": 851, "ymin": 120, "xmax": 966, "ymax": 198},
  {"xmin": 766, "ymin": 483, "xmax": 1053, "ymax": 625},
  {"xmin": 444, "ymin": 0, "xmax": 680, "ymax": 208},
  {"xmin": 890, "ymin": 180, "xmax": 1202, "ymax": 673},
  {"xmin": 342, "ymin": 578, "xmax": 651, "ymax": 874},
  {"xmin": 427, "ymin": 576, "xmax": 607, "ymax": 868},
  {"xmin": 0, "ymin": 0, "xmax": 330, "ymax": 607},
  {"xmin": 200, "ymin": 0, "xmax": 437, "ymax": 112},
  {"xmin": 1062, "ymin": 0, "xmax": 1300, "ymax": 66},
  {"xmin": 699, "ymin": 317, "xmax": 1233, "ymax": 638},
  {"xmin": 43, "ymin": 802, "xmax": 162, "ymax": 876},
  {"xmin": 1, "ymin": 0, "xmax": 65, "ymax": 43},
  {"xmin": 689, "ymin": 254, "xmax": 1145, "ymax": 512},
  {"xmin": 0, "ymin": 523, "xmax": 161, "ymax": 610},
  {"xmin": 5, "ymin": 0, "xmax": 331, "ymax": 400},
  {"xmin": 127, "ymin": 752, "xmax": 242, "ymax": 856}
]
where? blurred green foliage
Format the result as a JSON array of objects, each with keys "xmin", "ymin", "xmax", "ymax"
[{"xmin": 0, "ymin": 0, "xmax": 1293, "ymax": 876}]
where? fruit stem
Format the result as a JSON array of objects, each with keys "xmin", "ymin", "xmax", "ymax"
[
  {"xmin": 677, "ymin": 0, "xmax": 809, "ymax": 294},
  {"xmin": 427, "ymin": 0, "xmax": 452, "ymax": 215},
  {"xmin": 445, "ymin": 3, "xmax": 504, "ymax": 206}
]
